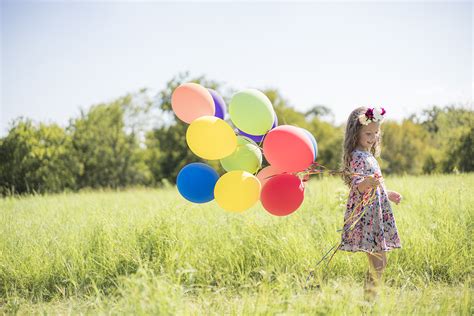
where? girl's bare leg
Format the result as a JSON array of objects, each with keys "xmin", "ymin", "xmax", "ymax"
[{"xmin": 364, "ymin": 251, "xmax": 387, "ymax": 299}]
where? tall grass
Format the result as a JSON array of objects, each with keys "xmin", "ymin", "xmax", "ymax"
[{"xmin": 0, "ymin": 174, "xmax": 472, "ymax": 314}]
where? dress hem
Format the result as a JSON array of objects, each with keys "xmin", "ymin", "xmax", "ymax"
[{"xmin": 338, "ymin": 244, "xmax": 402, "ymax": 253}]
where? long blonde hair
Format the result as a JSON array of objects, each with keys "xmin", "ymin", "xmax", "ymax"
[{"xmin": 341, "ymin": 107, "xmax": 382, "ymax": 187}]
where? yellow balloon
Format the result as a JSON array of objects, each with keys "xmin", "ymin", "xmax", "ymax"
[
  {"xmin": 214, "ymin": 171, "xmax": 261, "ymax": 212},
  {"xmin": 186, "ymin": 116, "xmax": 237, "ymax": 160}
]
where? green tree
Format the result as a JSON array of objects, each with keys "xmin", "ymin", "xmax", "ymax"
[
  {"xmin": 0, "ymin": 119, "xmax": 78, "ymax": 194},
  {"xmin": 4, "ymin": 74, "xmax": 472, "ymax": 195},
  {"xmin": 412, "ymin": 105, "xmax": 473, "ymax": 173},
  {"xmin": 446, "ymin": 126, "xmax": 474, "ymax": 172},
  {"xmin": 70, "ymin": 95, "xmax": 151, "ymax": 188},
  {"xmin": 380, "ymin": 120, "xmax": 432, "ymax": 175}
]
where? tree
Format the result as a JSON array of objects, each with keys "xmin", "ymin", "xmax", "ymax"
[
  {"xmin": 0, "ymin": 119, "xmax": 78, "ymax": 194},
  {"xmin": 380, "ymin": 120, "xmax": 432, "ymax": 175},
  {"xmin": 2, "ymin": 73, "xmax": 473, "ymax": 195},
  {"xmin": 447, "ymin": 126, "xmax": 474, "ymax": 172},
  {"xmin": 304, "ymin": 104, "xmax": 335, "ymax": 122},
  {"xmin": 411, "ymin": 104, "xmax": 473, "ymax": 173},
  {"xmin": 70, "ymin": 95, "xmax": 151, "ymax": 188}
]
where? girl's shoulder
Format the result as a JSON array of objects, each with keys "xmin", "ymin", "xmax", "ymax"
[
  {"xmin": 350, "ymin": 150, "xmax": 374, "ymax": 165},
  {"xmin": 351, "ymin": 149, "xmax": 371, "ymax": 158},
  {"xmin": 351, "ymin": 150, "xmax": 380, "ymax": 171}
]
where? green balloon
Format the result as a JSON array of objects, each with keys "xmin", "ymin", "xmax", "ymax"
[
  {"xmin": 220, "ymin": 136, "xmax": 263, "ymax": 174},
  {"xmin": 229, "ymin": 89, "xmax": 274, "ymax": 135}
]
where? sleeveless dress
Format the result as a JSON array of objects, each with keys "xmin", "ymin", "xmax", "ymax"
[{"xmin": 339, "ymin": 149, "xmax": 402, "ymax": 253}]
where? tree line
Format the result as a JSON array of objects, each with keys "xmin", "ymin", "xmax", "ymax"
[{"xmin": 1, "ymin": 73, "xmax": 472, "ymax": 195}]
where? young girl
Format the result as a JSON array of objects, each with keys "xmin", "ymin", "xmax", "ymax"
[{"xmin": 339, "ymin": 106, "xmax": 402, "ymax": 299}]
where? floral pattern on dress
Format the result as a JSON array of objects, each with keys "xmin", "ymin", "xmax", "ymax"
[{"xmin": 339, "ymin": 149, "xmax": 402, "ymax": 253}]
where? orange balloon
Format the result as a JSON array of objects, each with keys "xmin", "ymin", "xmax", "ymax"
[
  {"xmin": 171, "ymin": 83, "xmax": 215, "ymax": 123},
  {"xmin": 257, "ymin": 165, "xmax": 286, "ymax": 187}
]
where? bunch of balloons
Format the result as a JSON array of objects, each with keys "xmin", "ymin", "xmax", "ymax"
[{"xmin": 172, "ymin": 82, "xmax": 318, "ymax": 216}]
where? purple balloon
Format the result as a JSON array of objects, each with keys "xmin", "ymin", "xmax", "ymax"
[
  {"xmin": 238, "ymin": 131, "xmax": 265, "ymax": 143},
  {"xmin": 208, "ymin": 89, "xmax": 226, "ymax": 120},
  {"xmin": 237, "ymin": 112, "xmax": 278, "ymax": 143}
]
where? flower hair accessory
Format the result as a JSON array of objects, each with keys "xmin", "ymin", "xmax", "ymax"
[{"xmin": 358, "ymin": 107, "xmax": 386, "ymax": 125}]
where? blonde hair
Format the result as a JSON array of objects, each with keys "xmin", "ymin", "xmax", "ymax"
[{"xmin": 341, "ymin": 107, "xmax": 382, "ymax": 187}]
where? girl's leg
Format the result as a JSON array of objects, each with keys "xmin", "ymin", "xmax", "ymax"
[
  {"xmin": 366, "ymin": 251, "xmax": 387, "ymax": 285},
  {"xmin": 364, "ymin": 252, "xmax": 387, "ymax": 297}
]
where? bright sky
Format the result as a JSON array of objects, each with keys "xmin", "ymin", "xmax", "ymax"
[{"xmin": 1, "ymin": 1, "xmax": 472, "ymax": 134}]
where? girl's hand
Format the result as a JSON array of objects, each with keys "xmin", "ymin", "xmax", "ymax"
[
  {"xmin": 388, "ymin": 191, "xmax": 402, "ymax": 204},
  {"xmin": 357, "ymin": 176, "xmax": 380, "ymax": 193},
  {"xmin": 365, "ymin": 176, "xmax": 381, "ymax": 188}
]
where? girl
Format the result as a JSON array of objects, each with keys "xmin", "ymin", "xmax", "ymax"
[{"xmin": 339, "ymin": 106, "xmax": 402, "ymax": 299}]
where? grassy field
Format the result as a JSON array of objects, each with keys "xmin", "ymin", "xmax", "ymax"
[{"xmin": 0, "ymin": 174, "xmax": 472, "ymax": 315}]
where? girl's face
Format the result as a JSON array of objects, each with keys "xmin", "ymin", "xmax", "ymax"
[{"xmin": 357, "ymin": 122, "xmax": 380, "ymax": 151}]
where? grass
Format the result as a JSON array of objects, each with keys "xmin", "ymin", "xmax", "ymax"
[{"xmin": 0, "ymin": 173, "xmax": 472, "ymax": 314}]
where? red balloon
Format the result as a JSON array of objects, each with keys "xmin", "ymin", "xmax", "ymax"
[
  {"xmin": 262, "ymin": 125, "xmax": 313, "ymax": 173},
  {"xmin": 260, "ymin": 174, "xmax": 305, "ymax": 216}
]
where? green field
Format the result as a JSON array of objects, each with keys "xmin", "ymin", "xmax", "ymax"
[{"xmin": 0, "ymin": 174, "xmax": 472, "ymax": 315}]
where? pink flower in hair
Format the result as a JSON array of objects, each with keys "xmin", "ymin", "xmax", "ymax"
[{"xmin": 365, "ymin": 108, "xmax": 374, "ymax": 119}]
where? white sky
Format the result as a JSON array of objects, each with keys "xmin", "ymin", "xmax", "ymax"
[{"xmin": 1, "ymin": 1, "xmax": 472, "ymax": 134}]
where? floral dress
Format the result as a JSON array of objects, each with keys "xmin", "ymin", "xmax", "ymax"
[{"xmin": 339, "ymin": 149, "xmax": 402, "ymax": 253}]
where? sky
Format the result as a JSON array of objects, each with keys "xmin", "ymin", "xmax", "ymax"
[{"xmin": 1, "ymin": 1, "xmax": 472, "ymax": 134}]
